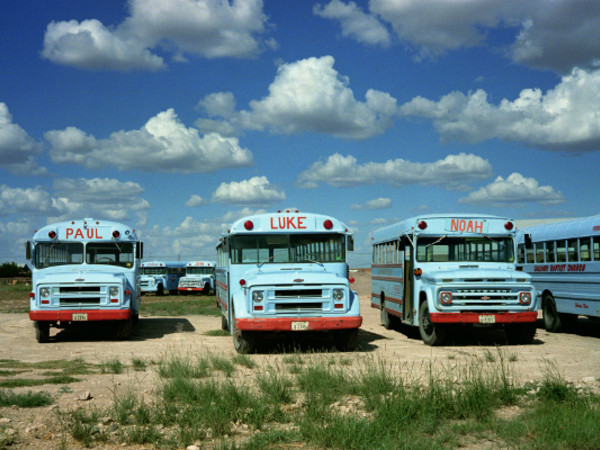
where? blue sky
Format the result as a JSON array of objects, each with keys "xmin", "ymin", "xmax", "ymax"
[{"xmin": 2, "ymin": 0, "xmax": 600, "ymax": 267}]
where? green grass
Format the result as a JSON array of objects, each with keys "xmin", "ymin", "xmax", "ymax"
[
  {"xmin": 204, "ymin": 329, "xmax": 230, "ymax": 336},
  {"xmin": 0, "ymin": 389, "xmax": 53, "ymax": 407},
  {"xmin": 59, "ymin": 351, "xmax": 600, "ymax": 449},
  {"xmin": 0, "ymin": 283, "xmax": 30, "ymax": 313},
  {"xmin": 99, "ymin": 358, "xmax": 124, "ymax": 374},
  {"xmin": 141, "ymin": 295, "xmax": 220, "ymax": 316}
]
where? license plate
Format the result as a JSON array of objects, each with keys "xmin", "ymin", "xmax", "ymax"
[
  {"xmin": 291, "ymin": 321, "xmax": 309, "ymax": 331},
  {"xmin": 72, "ymin": 313, "xmax": 88, "ymax": 321},
  {"xmin": 479, "ymin": 315, "xmax": 495, "ymax": 324}
]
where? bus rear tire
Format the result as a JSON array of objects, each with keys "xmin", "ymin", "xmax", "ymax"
[
  {"xmin": 35, "ymin": 321, "xmax": 50, "ymax": 343},
  {"xmin": 221, "ymin": 314, "xmax": 228, "ymax": 331},
  {"xmin": 156, "ymin": 284, "xmax": 164, "ymax": 296},
  {"xmin": 543, "ymin": 294, "xmax": 562, "ymax": 332},
  {"xmin": 506, "ymin": 322, "xmax": 536, "ymax": 344},
  {"xmin": 418, "ymin": 302, "xmax": 446, "ymax": 346},
  {"xmin": 381, "ymin": 306, "xmax": 393, "ymax": 329},
  {"xmin": 332, "ymin": 329, "xmax": 358, "ymax": 351}
]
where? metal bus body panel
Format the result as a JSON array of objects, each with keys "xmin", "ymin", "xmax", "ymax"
[
  {"xmin": 517, "ymin": 215, "xmax": 600, "ymax": 319},
  {"xmin": 140, "ymin": 261, "xmax": 186, "ymax": 293},
  {"xmin": 178, "ymin": 261, "xmax": 216, "ymax": 293},
  {"xmin": 372, "ymin": 214, "xmax": 537, "ymax": 330},
  {"xmin": 27, "ymin": 218, "xmax": 141, "ymax": 325}
]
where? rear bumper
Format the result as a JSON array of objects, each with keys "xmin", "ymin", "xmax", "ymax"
[
  {"xmin": 236, "ymin": 316, "xmax": 363, "ymax": 332},
  {"xmin": 30, "ymin": 309, "xmax": 130, "ymax": 322},
  {"xmin": 430, "ymin": 311, "xmax": 537, "ymax": 324},
  {"xmin": 178, "ymin": 287, "xmax": 207, "ymax": 292}
]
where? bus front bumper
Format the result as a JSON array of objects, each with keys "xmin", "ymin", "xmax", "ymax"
[
  {"xmin": 30, "ymin": 309, "xmax": 131, "ymax": 322},
  {"xmin": 429, "ymin": 311, "xmax": 537, "ymax": 324},
  {"xmin": 236, "ymin": 316, "xmax": 363, "ymax": 332}
]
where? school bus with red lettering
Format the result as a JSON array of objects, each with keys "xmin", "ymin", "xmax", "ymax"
[
  {"xmin": 371, "ymin": 214, "xmax": 537, "ymax": 345},
  {"xmin": 216, "ymin": 210, "xmax": 361, "ymax": 353},
  {"xmin": 26, "ymin": 218, "xmax": 143, "ymax": 343}
]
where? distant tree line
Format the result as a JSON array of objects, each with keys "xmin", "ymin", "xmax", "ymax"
[{"xmin": 0, "ymin": 262, "xmax": 31, "ymax": 278}]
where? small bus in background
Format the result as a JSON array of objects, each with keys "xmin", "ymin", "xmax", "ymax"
[
  {"xmin": 371, "ymin": 214, "xmax": 537, "ymax": 345},
  {"xmin": 26, "ymin": 218, "xmax": 142, "ymax": 342},
  {"xmin": 178, "ymin": 261, "xmax": 216, "ymax": 294},
  {"xmin": 517, "ymin": 215, "xmax": 600, "ymax": 332},
  {"xmin": 216, "ymin": 210, "xmax": 361, "ymax": 353},
  {"xmin": 140, "ymin": 261, "xmax": 186, "ymax": 295}
]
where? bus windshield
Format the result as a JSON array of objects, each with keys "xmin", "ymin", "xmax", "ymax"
[
  {"xmin": 416, "ymin": 236, "xmax": 514, "ymax": 263},
  {"xmin": 86, "ymin": 243, "xmax": 134, "ymax": 268},
  {"xmin": 35, "ymin": 243, "xmax": 84, "ymax": 269},
  {"xmin": 142, "ymin": 267, "xmax": 167, "ymax": 275},
  {"xmin": 231, "ymin": 234, "xmax": 345, "ymax": 264},
  {"xmin": 187, "ymin": 267, "xmax": 214, "ymax": 275}
]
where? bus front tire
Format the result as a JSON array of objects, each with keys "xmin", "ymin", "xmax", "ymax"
[
  {"xmin": 543, "ymin": 294, "xmax": 562, "ymax": 332},
  {"xmin": 332, "ymin": 329, "xmax": 358, "ymax": 351},
  {"xmin": 156, "ymin": 284, "xmax": 164, "ymax": 296},
  {"xmin": 418, "ymin": 302, "xmax": 446, "ymax": 346},
  {"xmin": 35, "ymin": 321, "xmax": 50, "ymax": 343},
  {"xmin": 233, "ymin": 329, "xmax": 256, "ymax": 354},
  {"xmin": 221, "ymin": 314, "xmax": 228, "ymax": 331},
  {"xmin": 116, "ymin": 318, "xmax": 132, "ymax": 340}
]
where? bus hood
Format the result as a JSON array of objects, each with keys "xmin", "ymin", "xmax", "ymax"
[
  {"xmin": 241, "ymin": 267, "xmax": 348, "ymax": 287},
  {"xmin": 34, "ymin": 269, "xmax": 127, "ymax": 286},
  {"xmin": 423, "ymin": 267, "xmax": 531, "ymax": 283}
]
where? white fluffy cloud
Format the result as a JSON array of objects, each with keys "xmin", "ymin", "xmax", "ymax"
[
  {"xmin": 401, "ymin": 68, "xmax": 600, "ymax": 151},
  {"xmin": 198, "ymin": 56, "xmax": 398, "ymax": 140},
  {"xmin": 46, "ymin": 109, "xmax": 253, "ymax": 172},
  {"xmin": 350, "ymin": 197, "xmax": 391, "ymax": 210},
  {"xmin": 42, "ymin": 0, "xmax": 273, "ymax": 71},
  {"xmin": 185, "ymin": 195, "xmax": 207, "ymax": 207},
  {"xmin": 297, "ymin": 153, "xmax": 492, "ymax": 190},
  {"xmin": 0, "ymin": 185, "xmax": 59, "ymax": 216},
  {"xmin": 314, "ymin": 0, "xmax": 391, "ymax": 47},
  {"xmin": 212, "ymin": 176, "xmax": 285, "ymax": 206},
  {"xmin": 459, "ymin": 173, "xmax": 565, "ymax": 206},
  {"xmin": 0, "ymin": 103, "xmax": 45, "ymax": 175}
]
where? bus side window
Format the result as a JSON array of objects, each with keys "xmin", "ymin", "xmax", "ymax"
[
  {"xmin": 567, "ymin": 239, "xmax": 578, "ymax": 262},
  {"xmin": 580, "ymin": 237, "xmax": 591, "ymax": 262},
  {"xmin": 535, "ymin": 243, "xmax": 544, "ymax": 263},
  {"xmin": 556, "ymin": 240, "xmax": 567, "ymax": 262},
  {"xmin": 526, "ymin": 243, "xmax": 534, "ymax": 263},
  {"xmin": 546, "ymin": 241, "xmax": 555, "ymax": 263},
  {"xmin": 594, "ymin": 237, "xmax": 600, "ymax": 261},
  {"xmin": 517, "ymin": 243, "xmax": 525, "ymax": 263}
]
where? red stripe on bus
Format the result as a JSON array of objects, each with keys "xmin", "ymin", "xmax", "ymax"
[
  {"xmin": 235, "ymin": 316, "xmax": 362, "ymax": 331},
  {"xmin": 372, "ymin": 276, "xmax": 404, "ymax": 282},
  {"xmin": 372, "ymin": 263, "xmax": 403, "ymax": 268},
  {"xmin": 429, "ymin": 311, "xmax": 537, "ymax": 324},
  {"xmin": 29, "ymin": 309, "xmax": 131, "ymax": 321},
  {"xmin": 371, "ymin": 294, "xmax": 403, "ymax": 305}
]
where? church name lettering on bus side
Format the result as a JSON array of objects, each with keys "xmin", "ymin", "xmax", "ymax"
[
  {"xmin": 270, "ymin": 216, "xmax": 307, "ymax": 230},
  {"xmin": 449, "ymin": 219, "xmax": 484, "ymax": 233},
  {"xmin": 534, "ymin": 264, "xmax": 586, "ymax": 273},
  {"xmin": 65, "ymin": 228, "xmax": 104, "ymax": 239}
]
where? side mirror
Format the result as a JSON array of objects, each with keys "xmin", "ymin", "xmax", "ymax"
[
  {"xmin": 347, "ymin": 236, "xmax": 354, "ymax": 252},
  {"xmin": 136, "ymin": 242, "xmax": 144, "ymax": 259},
  {"xmin": 25, "ymin": 241, "xmax": 32, "ymax": 260}
]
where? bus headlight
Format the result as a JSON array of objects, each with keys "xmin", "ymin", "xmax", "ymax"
[
  {"xmin": 252, "ymin": 291, "xmax": 264, "ymax": 303},
  {"xmin": 333, "ymin": 289, "xmax": 344, "ymax": 301},
  {"xmin": 440, "ymin": 291, "xmax": 453, "ymax": 305},
  {"xmin": 109, "ymin": 287, "xmax": 119, "ymax": 297},
  {"xmin": 40, "ymin": 288, "xmax": 50, "ymax": 298},
  {"xmin": 519, "ymin": 292, "xmax": 532, "ymax": 305}
]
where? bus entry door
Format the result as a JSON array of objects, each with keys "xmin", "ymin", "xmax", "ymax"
[{"xmin": 403, "ymin": 244, "xmax": 413, "ymax": 322}]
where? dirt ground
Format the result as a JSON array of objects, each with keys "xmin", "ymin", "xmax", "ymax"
[{"xmin": 1, "ymin": 269, "xmax": 599, "ymax": 448}]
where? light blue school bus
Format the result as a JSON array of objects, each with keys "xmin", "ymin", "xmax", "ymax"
[
  {"xmin": 178, "ymin": 261, "xmax": 216, "ymax": 294},
  {"xmin": 216, "ymin": 210, "xmax": 362, "ymax": 353},
  {"xmin": 517, "ymin": 215, "xmax": 600, "ymax": 332},
  {"xmin": 26, "ymin": 218, "xmax": 143, "ymax": 342},
  {"xmin": 140, "ymin": 261, "xmax": 186, "ymax": 295},
  {"xmin": 371, "ymin": 214, "xmax": 537, "ymax": 345}
]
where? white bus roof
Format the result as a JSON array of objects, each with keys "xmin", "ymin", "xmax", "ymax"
[
  {"xmin": 223, "ymin": 211, "xmax": 353, "ymax": 237},
  {"xmin": 518, "ymin": 215, "xmax": 600, "ymax": 242},
  {"xmin": 372, "ymin": 213, "xmax": 515, "ymax": 244},
  {"xmin": 141, "ymin": 261, "xmax": 187, "ymax": 268},
  {"xmin": 32, "ymin": 218, "xmax": 138, "ymax": 242},
  {"xmin": 185, "ymin": 261, "xmax": 215, "ymax": 267}
]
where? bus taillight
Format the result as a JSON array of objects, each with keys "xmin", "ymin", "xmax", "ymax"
[
  {"xmin": 244, "ymin": 220, "xmax": 254, "ymax": 230},
  {"xmin": 349, "ymin": 277, "xmax": 355, "ymax": 284}
]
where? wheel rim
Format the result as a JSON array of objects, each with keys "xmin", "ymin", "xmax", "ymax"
[{"xmin": 421, "ymin": 307, "xmax": 433, "ymax": 336}]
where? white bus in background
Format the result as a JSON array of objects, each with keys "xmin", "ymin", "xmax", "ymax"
[
  {"xmin": 26, "ymin": 218, "xmax": 143, "ymax": 343},
  {"xmin": 178, "ymin": 261, "xmax": 216, "ymax": 294},
  {"xmin": 216, "ymin": 210, "xmax": 361, "ymax": 353},
  {"xmin": 140, "ymin": 261, "xmax": 186, "ymax": 295},
  {"xmin": 517, "ymin": 215, "xmax": 600, "ymax": 332},
  {"xmin": 371, "ymin": 214, "xmax": 537, "ymax": 345}
]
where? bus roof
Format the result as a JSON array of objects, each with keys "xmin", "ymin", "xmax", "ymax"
[
  {"xmin": 372, "ymin": 213, "xmax": 515, "ymax": 244},
  {"xmin": 32, "ymin": 218, "xmax": 138, "ymax": 242},
  {"xmin": 518, "ymin": 215, "xmax": 600, "ymax": 242},
  {"xmin": 222, "ymin": 211, "xmax": 353, "ymax": 237},
  {"xmin": 186, "ymin": 261, "xmax": 215, "ymax": 267},
  {"xmin": 141, "ymin": 261, "xmax": 187, "ymax": 268}
]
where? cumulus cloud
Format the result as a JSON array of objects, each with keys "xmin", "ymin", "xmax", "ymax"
[
  {"xmin": 212, "ymin": 176, "xmax": 285, "ymax": 206},
  {"xmin": 297, "ymin": 153, "xmax": 492, "ymax": 190},
  {"xmin": 0, "ymin": 103, "xmax": 46, "ymax": 175},
  {"xmin": 185, "ymin": 195, "xmax": 207, "ymax": 207},
  {"xmin": 350, "ymin": 197, "xmax": 391, "ymax": 210},
  {"xmin": 313, "ymin": 0, "xmax": 391, "ymax": 47},
  {"xmin": 401, "ymin": 68, "xmax": 600, "ymax": 151},
  {"xmin": 42, "ymin": 0, "xmax": 273, "ymax": 71},
  {"xmin": 459, "ymin": 173, "xmax": 565, "ymax": 206},
  {"xmin": 198, "ymin": 56, "xmax": 398, "ymax": 140},
  {"xmin": 45, "ymin": 108, "xmax": 253, "ymax": 172},
  {"xmin": 319, "ymin": 0, "xmax": 600, "ymax": 73},
  {"xmin": 0, "ymin": 185, "xmax": 60, "ymax": 216}
]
